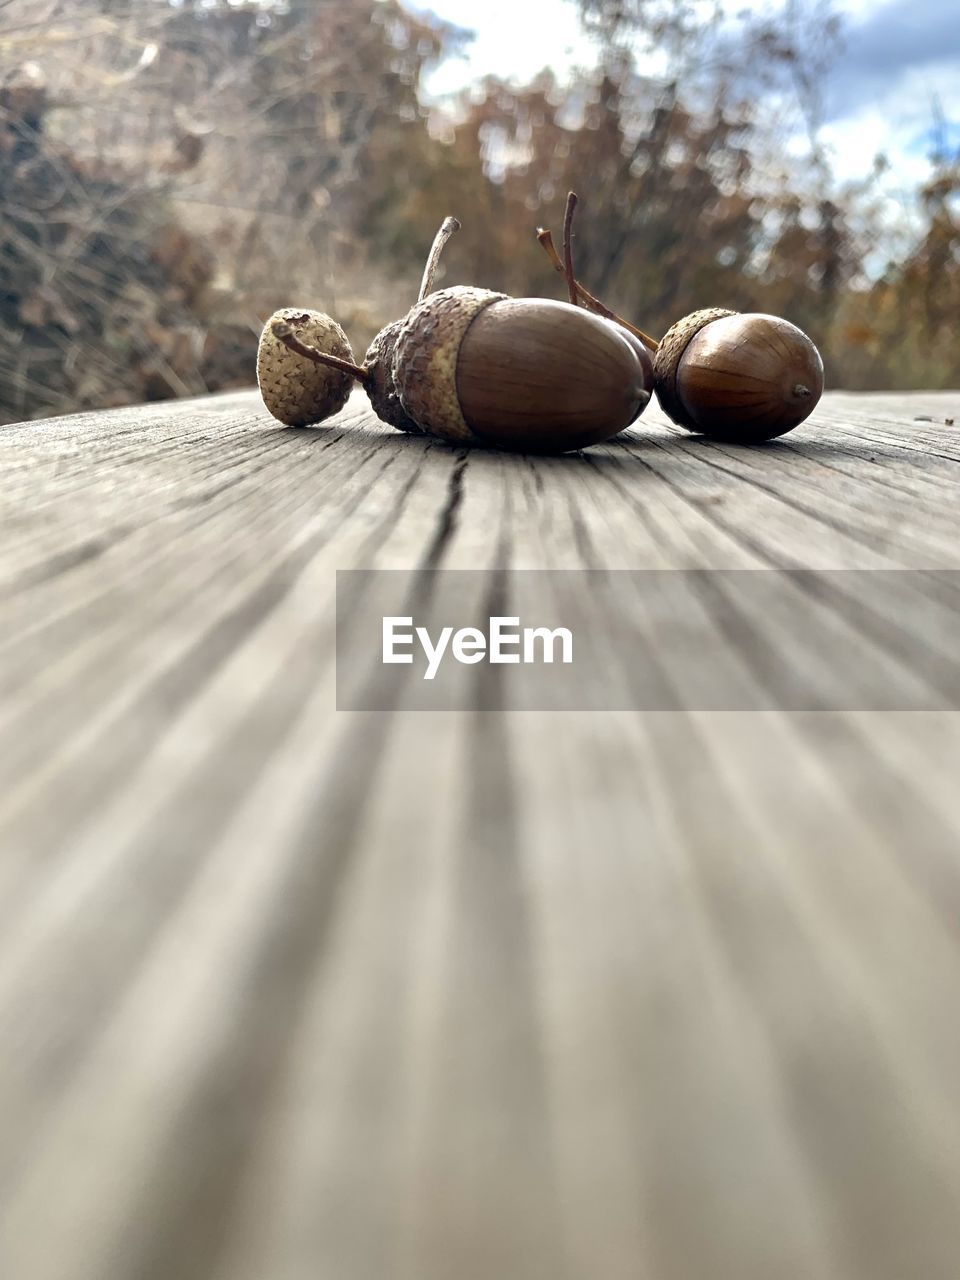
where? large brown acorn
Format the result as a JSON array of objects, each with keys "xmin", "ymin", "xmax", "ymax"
[
  {"xmin": 653, "ymin": 308, "xmax": 824, "ymax": 442},
  {"xmin": 363, "ymin": 216, "xmax": 653, "ymax": 449},
  {"xmin": 390, "ymin": 286, "xmax": 651, "ymax": 452}
]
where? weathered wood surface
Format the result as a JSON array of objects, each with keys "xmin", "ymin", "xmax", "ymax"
[{"xmin": 2, "ymin": 388, "xmax": 960, "ymax": 1279}]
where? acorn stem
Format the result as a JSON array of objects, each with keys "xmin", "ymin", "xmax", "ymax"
[
  {"xmin": 417, "ymin": 215, "xmax": 462, "ymax": 303},
  {"xmin": 271, "ymin": 320, "xmax": 369, "ymax": 382},
  {"xmin": 535, "ymin": 227, "xmax": 660, "ymax": 353},
  {"xmin": 562, "ymin": 191, "xmax": 579, "ymax": 307}
]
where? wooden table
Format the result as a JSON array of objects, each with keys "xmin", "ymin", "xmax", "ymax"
[{"xmin": 2, "ymin": 388, "xmax": 960, "ymax": 1279}]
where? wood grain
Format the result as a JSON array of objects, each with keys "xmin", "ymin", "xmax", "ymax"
[{"xmin": 2, "ymin": 388, "xmax": 960, "ymax": 1279}]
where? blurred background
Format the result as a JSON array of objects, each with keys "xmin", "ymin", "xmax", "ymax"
[{"xmin": 0, "ymin": 0, "xmax": 957, "ymax": 426}]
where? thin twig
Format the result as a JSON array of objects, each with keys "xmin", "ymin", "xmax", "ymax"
[
  {"xmin": 418, "ymin": 215, "xmax": 461, "ymax": 303},
  {"xmin": 536, "ymin": 228, "xmax": 660, "ymax": 352},
  {"xmin": 270, "ymin": 320, "xmax": 368, "ymax": 381},
  {"xmin": 562, "ymin": 191, "xmax": 578, "ymax": 307}
]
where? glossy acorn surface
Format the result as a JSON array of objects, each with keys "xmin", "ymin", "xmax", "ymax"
[
  {"xmin": 654, "ymin": 309, "xmax": 824, "ymax": 442},
  {"xmin": 598, "ymin": 320, "xmax": 655, "ymax": 426},
  {"xmin": 456, "ymin": 298, "xmax": 651, "ymax": 451}
]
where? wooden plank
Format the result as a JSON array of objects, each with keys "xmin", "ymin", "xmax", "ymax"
[{"xmin": 2, "ymin": 388, "xmax": 960, "ymax": 1279}]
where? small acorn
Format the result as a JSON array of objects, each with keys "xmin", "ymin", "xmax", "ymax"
[
  {"xmin": 653, "ymin": 309, "xmax": 824, "ymax": 442},
  {"xmin": 257, "ymin": 307, "xmax": 355, "ymax": 427}
]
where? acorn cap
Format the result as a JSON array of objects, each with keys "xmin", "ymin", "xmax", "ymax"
[
  {"xmin": 363, "ymin": 320, "xmax": 421, "ymax": 434},
  {"xmin": 257, "ymin": 308, "xmax": 355, "ymax": 427},
  {"xmin": 392, "ymin": 286, "xmax": 506, "ymax": 442},
  {"xmin": 652, "ymin": 307, "xmax": 736, "ymax": 429}
]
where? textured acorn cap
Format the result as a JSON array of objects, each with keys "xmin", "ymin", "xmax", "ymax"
[
  {"xmin": 393, "ymin": 286, "xmax": 506, "ymax": 442},
  {"xmin": 653, "ymin": 307, "xmax": 736, "ymax": 429},
  {"xmin": 363, "ymin": 320, "xmax": 421, "ymax": 434},
  {"xmin": 257, "ymin": 308, "xmax": 355, "ymax": 427}
]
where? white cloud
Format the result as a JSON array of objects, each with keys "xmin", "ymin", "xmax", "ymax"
[{"xmin": 418, "ymin": 0, "xmax": 594, "ymax": 97}]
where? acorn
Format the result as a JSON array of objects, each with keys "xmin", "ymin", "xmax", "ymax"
[
  {"xmin": 361, "ymin": 316, "xmax": 422, "ymax": 434},
  {"xmin": 653, "ymin": 308, "xmax": 824, "ymax": 442},
  {"xmin": 366, "ymin": 211, "xmax": 652, "ymax": 448},
  {"xmin": 257, "ymin": 307, "xmax": 355, "ymax": 427},
  {"xmin": 359, "ymin": 215, "xmax": 462, "ymax": 436},
  {"xmin": 391, "ymin": 286, "xmax": 652, "ymax": 452}
]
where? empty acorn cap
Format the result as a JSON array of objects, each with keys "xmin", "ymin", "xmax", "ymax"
[
  {"xmin": 392, "ymin": 286, "xmax": 507, "ymax": 442},
  {"xmin": 257, "ymin": 307, "xmax": 355, "ymax": 427},
  {"xmin": 362, "ymin": 320, "xmax": 421, "ymax": 434},
  {"xmin": 652, "ymin": 307, "xmax": 737, "ymax": 430}
]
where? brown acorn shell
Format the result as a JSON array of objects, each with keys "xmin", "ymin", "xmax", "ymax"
[
  {"xmin": 363, "ymin": 320, "xmax": 421, "ymax": 434},
  {"xmin": 456, "ymin": 299, "xmax": 653, "ymax": 452},
  {"xmin": 652, "ymin": 307, "xmax": 736, "ymax": 431},
  {"xmin": 392, "ymin": 286, "xmax": 506, "ymax": 442},
  {"xmin": 257, "ymin": 308, "xmax": 355, "ymax": 427},
  {"xmin": 676, "ymin": 313, "xmax": 825, "ymax": 441},
  {"xmin": 598, "ymin": 320, "xmax": 655, "ymax": 427}
]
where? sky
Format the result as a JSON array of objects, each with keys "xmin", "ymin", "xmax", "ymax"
[
  {"xmin": 818, "ymin": 0, "xmax": 960, "ymax": 185},
  {"xmin": 413, "ymin": 0, "xmax": 959, "ymax": 195}
]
